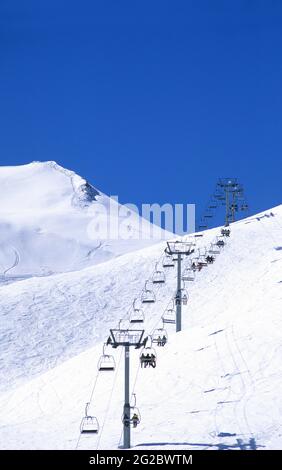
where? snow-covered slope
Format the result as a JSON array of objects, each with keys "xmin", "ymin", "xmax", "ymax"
[
  {"xmin": 0, "ymin": 161, "xmax": 172, "ymax": 277},
  {"xmin": 0, "ymin": 205, "xmax": 281, "ymax": 450}
]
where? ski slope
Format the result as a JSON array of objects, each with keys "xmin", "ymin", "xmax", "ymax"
[
  {"xmin": 0, "ymin": 161, "xmax": 172, "ymax": 278},
  {"xmin": 0, "ymin": 206, "xmax": 282, "ymax": 450}
]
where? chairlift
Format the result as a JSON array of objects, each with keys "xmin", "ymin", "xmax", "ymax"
[
  {"xmin": 140, "ymin": 342, "xmax": 157, "ymax": 368},
  {"xmin": 130, "ymin": 308, "xmax": 145, "ymax": 323},
  {"xmin": 152, "ymin": 264, "xmax": 166, "ymax": 284},
  {"xmin": 182, "ymin": 266, "xmax": 195, "ymax": 282},
  {"xmin": 216, "ymin": 237, "xmax": 225, "ymax": 248},
  {"xmin": 197, "ymin": 253, "xmax": 208, "ymax": 267},
  {"xmin": 198, "ymin": 246, "xmax": 208, "ymax": 257},
  {"xmin": 206, "ymin": 255, "xmax": 215, "ymax": 264},
  {"xmin": 191, "ymin": 258, "xmax": 204, "ymax": 272},
  {"xmin": 209, "ymin": 244, "xmax": 220, "ymax": 255},
  {"xmin": 98, "ymin": 344, "xmax": 116, "ymax": 371},
  {"xmin": 80, "ymin": 403, "xmax": 99, "ymax": 434},
  {"xmin": 241, "ymin": 204, "xmax": 248, "ymax": 211},
  {"xmin": 162, "ymin": 254, "xmax": 175, "ymax": 268},
  {"xmin": 129, "ymin": 299, "xmax": 145, "ymax": 323},
  {"xmin": 122, "ymin": 394, "xmax": 141, "ymax": 428},
  {"xmin": 141, "ymin": 281, "xmax": 156, "ymax": 303},
  {"xmin": 221, "ymin": 228, "xmax": 231, "ymax": 237},
  {"xmin": 162, "ymin": 307, "xmax": 176, "ymax": 324},
  {"xmin": 175, "ymin": 287, "xmax": 189, "ymax": 306},
  {"xmin": 152, "ymin": 328, "xmax": 168, "ymax": 346}
]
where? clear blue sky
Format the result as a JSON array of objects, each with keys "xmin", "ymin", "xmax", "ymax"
[{"xmin": 1, "ymin": 1, "xmax": 282, "ymax": 222}]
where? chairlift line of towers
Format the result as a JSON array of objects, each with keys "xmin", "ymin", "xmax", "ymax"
[
  {"xmin": 79, "ymin": 178, "xmax": 248, "ymax": 448},
  {"xmin": 197, "ymin": 178, "xmax": 249, "ymax": 231}
]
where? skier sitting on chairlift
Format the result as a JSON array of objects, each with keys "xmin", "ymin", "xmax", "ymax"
[
  {"xmin": 157, "ymin": 336, "xmax": 162, "ymax": 346},
  {"xmin": 131, "ymin": 413, "xmax": 140, "ymax": 428},
  {"xmin": 140, "ymin": 353, "xmax": 146, "ymax": 368},
  {"xmin": 150, "ymin": 353, "xmax": 156, "ymax": 368},
  {"xmin": 161, "ymin": 335, "xmax": 167, "ymax": 346}
]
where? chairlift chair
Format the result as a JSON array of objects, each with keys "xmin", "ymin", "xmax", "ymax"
[
  {"xmin": 122, "ymin": 394, "xmax": 141, "ymax": 428},
  {"xmin": 130, "ymin": 308, "xmax": 145, "ymax": 324},
  {"xmin": 175, "ymin": 287, "xmax": 189, "ymax": 306},
  {"xmin": 98, "ymin": 344, "xmax": 116, "ymax": 371},
  {"xmin": 80, "ymin": 403, "xmax": 99, "ymax": 434},
  {"xmin": 182, "ymin": 267, "xmax": 195, "ymax": 282},
  {"xmin": 209, "ymin": 244, "xmax": 220, "ymax": 255},
  {"xmin": 216, "ymin": 237, "xmax": 225, "ymax": 248},
  {"xmin": 141, "ymin": 281, "xmax": 156, "ymax": 303},
  {"xmin": 197, "ymin": 254, "xmax": 208, "ymax": 267},
  {"xmin": 162, "ymin": 307, "xmax": 176, "ymax": 324},
  {"xmin": 140, "ymin": 344, "xmax": 157, "ymax": 368},
  {"xmin": 221, "ymin": 228, "xmax": 231, "ymax": 237},
  {"xmin": 152, "ymin": 328, "xmax": 168, "ymax": 346},
  {"xmin": 129, "ymin": 299, "xmax": 145, "ymax": 323},
  {"xmin": 162, "ymin": 254, "xmax": 175, "ymax": 268},
  {"xmin": 152, "ymin": 264, "xmax": 166, "ymax": 284}
]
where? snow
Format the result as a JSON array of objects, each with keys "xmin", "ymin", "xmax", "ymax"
[
  {"xmin": 0, "ymin": 202, "xmax": 282, "ymax": 450},
  {"xmin": 0, "ymin": 161, "xmax": 172, "ymax": 277}
]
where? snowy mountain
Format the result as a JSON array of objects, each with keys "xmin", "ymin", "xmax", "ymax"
[
  {"xmin": 0, "ymin": 161, "xmax": 172, "ymax": 278},
  {"xmin": 0, "ymin": 204, "xmax": 281, "ymax": 450}
]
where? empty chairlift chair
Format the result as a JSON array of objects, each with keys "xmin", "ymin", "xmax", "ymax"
[
  {"xmin": 152, "ymin": 264, "xmax": 166, "ymax": 284},
  {"xmin": 80, "ymin": 402, "xmax": 99, "ymax": 434},
  {"xmin": 130, "ymin": 299, "xmax": 145, "ymax": 324},
  {"xmin": 162, "ymin": 306, "xmax": 176, "ymax": 324},
  {"xmin": 162, "ymin": 254, "xmax": 175, "ymax": 268},
  {"xmin": 97, "ymin": 344, "xmax": 116, "ymax": 371},
  {"xmin": 209, "ymin": 243, "xmax": 220, "ymax": 255},
  {"xmin": 141, "ymin": 281, "xmax": 156, "ymax": 304},
  {"xmin": 182, "ymin": 266, "xmax": 195, "ymax": 282},
  {"xmin": 152, "ymin": 328, "xmax": 168, "ymax": 347}
]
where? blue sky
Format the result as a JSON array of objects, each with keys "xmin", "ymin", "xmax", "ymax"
[{"xmin": 1, "ymin": 1, "xmax": 282, "ymax": 225}]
